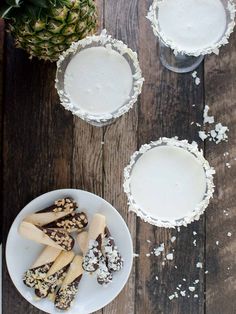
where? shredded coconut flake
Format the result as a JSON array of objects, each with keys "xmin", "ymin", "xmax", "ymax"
[
  {"xmin": 227, "ymin": 232, "xmax": 232, "ymax": 237},
  {"xmin": 166, "ymin": 253, "xmax": 174, "ymax": 260},
  {"xmin": 171, "ymin": 236, "xmax": 176, "ymax": 243},
  {"xmin": 196, "ymin": 262, "xmax": 203, "ymax": 268}
]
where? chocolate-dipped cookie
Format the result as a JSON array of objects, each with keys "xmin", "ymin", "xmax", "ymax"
[
  {"xmin": 43, "ymin": 212, "xmax": 88, "ymax": 233},
  {"xmin": 24, "ymin": 198, "xmax": 77, "ymax": 227},
  {"xmin": 103, "ymin": 227, "xmax": 123, "ymax": 272},
  {"xmin": 55, "ymin": 255, "xmax": 83, "ymax": 310},
  {"xmin": 19, "ymin": 221, "xmax": 74, "ymax": 251},
  {"xmin": 35, "ymin": 251, "xmax": 74, "ymax": 298},
  {"xmin": 23, "ymin": 246, "xmax": 61, "ymax": 288},
  {"xmin": 82, "ymin": 214, "xmax": 106, "ymax": 272}
]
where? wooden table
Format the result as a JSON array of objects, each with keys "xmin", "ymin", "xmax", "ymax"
[{"xmin": 1, "ymin": 1, "xmax": 236, "ymax": 313}]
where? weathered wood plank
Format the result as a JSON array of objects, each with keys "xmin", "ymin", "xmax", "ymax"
[
  {"xmin": 101, "ymin": 0, "xmax": 139, "ymax": 313},
  {"xmin": 2, "ymin": 33, "xmax": 74, "ymax": 313},
  {"xmin": 135, "ymin": 1, "xmax": 205, "ymax": 314},
  {"xmin": 205, "ymin": 34, "xmax": 236, "ymax": 314}
]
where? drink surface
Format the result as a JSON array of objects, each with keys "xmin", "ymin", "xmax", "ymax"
[
  {"xmin": 157, "ymin": 0, "xmax": 227, "ymax": 52},
  {"xmin": 64, "ymin": 47, "xmax": 133, "ymax": 115},
  {"xmin": 130, "ymin": 146, "xmax": 207, "ymax": 221}
]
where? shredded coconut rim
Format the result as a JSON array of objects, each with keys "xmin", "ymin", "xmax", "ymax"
[
  {"xmin": 147, "ymin": 0, "xmax": 236, "ymax": 57},
  {"xmin": 123, "ymin": 137, "xmax": 215, "ymax": 228},
  {"xmin": 55, "ymin": 30, "xmax": 144, "ymax": 125}
]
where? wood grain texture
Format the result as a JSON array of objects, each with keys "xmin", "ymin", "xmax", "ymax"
[
  {"xmin": 135, "ymin": 1, "xmax": 205, "ymax": 314},
  {"xmin": 2, "ymin": 0, "xmax": 236, "ymax": 314},
  {"xmin": 205, "ymin": 32, "xmax": 236, "ymax": 314},
  {"xmin": 102, "ymin": 1, "xmax": 139, "ymax": 313}
]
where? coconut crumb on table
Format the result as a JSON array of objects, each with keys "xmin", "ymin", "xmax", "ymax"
[
  {"xmin": 196, "ymin": 262, "xmax": 203, "ymax": 268},
  {"xmin": 166, "ymin": 253, "xmax": 174, "ymax": 260},
  {"xmin": 216, "ymin": 241, "xmax": 219, "ymax": 245},
  {"xmin": 133, "ymin": 253, "xmax": 139, "ymax": 258},
  {"xmin": 171, "ymin": 236, "xmax": 176, "ymax": 243},
  {"xmin": 227, "ymin": 232, "xmax": 232, "ymax": 237}
]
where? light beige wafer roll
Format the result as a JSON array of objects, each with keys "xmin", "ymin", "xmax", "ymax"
[
  {"xmin": 35, "ymin": 250, "xmax": 74, "ymax": 299},
  {"xmin": 77, "ymin": 231, "xmax": 88, "ymax": 254},
  {"xmin": 23, "ymin": 246, "xmax": 61, "ymax": 288},
  {"xmin": 19, "ymin": 221, "xmax": 74, "ymax": 251},
  {"xmin": 55, "ymin": 255, "xmax": 84, "ymax": 310},
  {"xmin": 43, "ymin": 212, "xmax": 88, "ymax": 233},
  {"xmin": 24, "ymin": 198, "xmax": 77, "ymax": 226},
  {"xmin": 88, "ymin": 213, "xmax": 106, "ymax": 242},
  {"xmin": 82, "ymin": 214, "xmax": 106, "ymax": 272}
]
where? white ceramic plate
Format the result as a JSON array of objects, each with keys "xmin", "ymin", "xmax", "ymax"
[{"xmin": 6, "ymin": 189, "xmax": 133, "ymax": 314}]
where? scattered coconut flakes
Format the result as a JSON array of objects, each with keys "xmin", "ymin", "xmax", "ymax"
[
  {"xmin": 194, "ymin": 279, "xmax": 199, "ymax": 284},
  {"xmin": 191, "ymin": 121, "xmax": 194, "ymax": 125},
  {"xmin": 189, "ymin": 286, "xmax": 195, "ymax": 292},
  {"xmin": 174, "ymin": 265, "xmax": 178, "ymax": 269},
  {"xmin": 183, "ymin": 278, "xmax": 186, "ymax": 281},
  {"xmin": 146, "ymin": 239, "xmax": 151, "ymax": 243},
  {"xmin": 203, "ymin": 105, "xmax": 215, "ymax": 124},
  {"xmin": 155, "ymin": 276, "xmax": 158, "ymax": 281},
  {"xmin": 196, "ymin": 122, "xmax": 201, "ymax": 127},
  {"xmin": 192, "ymin": 71, "xmax": 197, "ymax": 78},
  {"xmin": 146, "ymin": 253, "xmax": 151, "ymax": 257},
  {"xmin": 226, "ymin": 163, "xmax": 231, "ymax": 168},
  {"xmin": 216, "ymin": 241, "xmax": 219, "ymax": 245},
  {"xmin": 178, "ymin": 284, "xmax": 182, "ymax": 287},
  {"xmin": 171, "ymin": 236, "xmax": 176, "ymax": 243},
  {"xmin": 196, "ymin": 262, "xmax": 203, "ymax": 268},
  {"xmin": 194, "ymin": 294, "xmax": 199, "ymax": 298},
  {"xmin": 223, "ymin": 152, "xmax": 229, "ymax": 156},
  {"xmin": 180, "ymin": 291, "xmax": 186, "ymax": 297},
  {"xmin": 174, "ymin": 292, "xmax": 178, "ymax": 298},
  {"xmin": 213, "ymin": 123, "xmax": 229, "ymax": 144},
  {"xmin": 227, "ymin": 232, "xmax": 232, "ymax": 237},
  {"xmin": 193, "ymin": 231, "xmax": 197, "ymax": 236},
  {"xmin": 177, "ymin": 227, "xmax": 180, "ymax": 232},
  {"xmin": 133, "ymin": 253, "xmax": 139, "ymax": 257},
  {"xmin": 166, "ymin": 253, "xmax": 174, "ymax": 260},
  {"xmin": 162, "ymin": 261, "xmax": 165, "ymax": 266},
  {"xmin": 169, "ymin": 295, "xmax": 175, "ymax": 300},
  {"xmin": 195, "ymin": 77, "xmax": 201, "ymax": 85},
  {"xmin": 199, "ymin": 130, "xmax": 208, "ymax": 141},
  {"xmin": 205, "ymin": 270, "xmax": 209, "ymax": 274},
  {"xmin": 192, "ymin": 104, "xmax": 196, "ymax": 107},
  {"xmin": 193, "ymin": 239, "xmax": 197, "ymax": 246},
  {"xmin": 153, "ymin": 243, "xmax": 165, "ymax": 256},
  {"xmin": 101, "ymin": 141, "xmax": 104, "ymax": 145}
]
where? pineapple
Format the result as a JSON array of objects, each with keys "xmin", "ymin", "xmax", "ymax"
[{"xmin": 1, "ymin": 0, "xmax": 97, "ymax": 62}]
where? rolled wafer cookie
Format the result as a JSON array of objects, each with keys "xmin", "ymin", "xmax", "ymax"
[
  {"xmin": 78, "ymin": 230, "xmax": 112, "ymax": 286},
  {"xmin": 43, "ymin": 212, "xmax": 88, "ymax": 233},
  {"xmin": 82, "ymin": 214, "xmax": 106, "ymax": 272},
  {"xmin": 19, "ymin": 221, "xmax": 75, "ymax": 251},
  {"xmin": 55, "ymin": 255, "xmax": 84, "ymax": 310},
  {"xmin": 23, "ymin": 246, "xmax": 61, "ymax": 288},
  {"xmin": 103, "ymin": 227, "xmax": 123, "ymax": 272},
  {"xmin": 35, "ymin": 250, "xmax": 74, "ymax": 298},
  {"xmin": 24, "ymin": 198, "xmax": 77, "ymax": 226}
]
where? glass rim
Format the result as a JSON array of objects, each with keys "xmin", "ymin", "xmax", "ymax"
[
  {"xmin": 147, "ymin": 0, "xmax": 236, "ymax": 57},
  {"xmin": 123, "ymin": 137, "xmax": 215, "ymax": 228},
  {"xmin": 55, "ymin": 29, "xmax": 144, "ymax": 125}
]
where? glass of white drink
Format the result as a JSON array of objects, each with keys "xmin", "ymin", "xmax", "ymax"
[
  {"xmin": 147, "ymin": 0, "xmax": 235, "ymax": 73},
  {"xmin": 55, "ymin": 30, "xmax": 144, "ymax": 126},
  {"xmin": 124, "ymin": 138, "xmax": 215, "ymax": 228}
]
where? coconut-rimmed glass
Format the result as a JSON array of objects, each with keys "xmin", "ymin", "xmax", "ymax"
[
  {"xmin": 123, "ymin": 137, "xmax": 215, "ymax": 228},
  {"xmin": 55, "ymin": 30, "xmax": 144, "ymax": 127},
  {"xmin": 147, "ymin": 0, "xmax": 236, "ymax": 73}
]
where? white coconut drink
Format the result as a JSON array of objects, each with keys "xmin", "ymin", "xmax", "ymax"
[
  {"xmin": 124, "ymin": 138, "xmax": 215, "ymax": 228},
  {"xmin": 56, "ymin": 30, "xmax": 144, "ymax": 126},
  {"xmin": 147, "ymin": 0, "xmax": 235, "ymax": 73}
]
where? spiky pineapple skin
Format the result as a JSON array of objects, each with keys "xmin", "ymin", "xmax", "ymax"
[{"xmin": 8, "ymin": 0, "xmax": 97, "ymax": 62}]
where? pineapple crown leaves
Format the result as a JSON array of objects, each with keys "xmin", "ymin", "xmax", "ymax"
[{"xmin": 0, "ymin": 0, "xmax": 69, "ymax": 19}]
